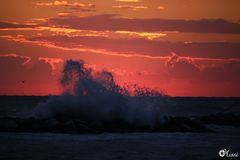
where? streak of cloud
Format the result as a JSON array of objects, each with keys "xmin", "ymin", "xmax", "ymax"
[
  {"xmin": 157, "ymin": 6, "xmax": 165, "ymax": 10},
  {"xmin": 115, "ymin": 0, "xmax": 140, "ymax": 2},
  {"xmin": 47, "ymin": 15, "xmax": 240, "ymax": 34},
  {"xmin": 36, "ymin": 1, "xmax": 96, "ymax": 12},
  {"xmin": 0, "ymin": 53, "xmax": 31, "ymax": 65},
  {"xmin": 38, "ymin": 57, "xmax": 63, "ymax": 71},
  {"xmin": 113, "ymin": 5, "xmax": 148, "ymax": 10}
]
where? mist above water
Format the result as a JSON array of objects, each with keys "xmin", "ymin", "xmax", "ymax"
[{"xmin": 34, "ymin": 60, "xmax": 173, "ymax": 126}]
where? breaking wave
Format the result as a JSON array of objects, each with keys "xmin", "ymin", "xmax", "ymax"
[{"xmin": 34, "ymin": 60, "xmax": 173, "ymax": 126}]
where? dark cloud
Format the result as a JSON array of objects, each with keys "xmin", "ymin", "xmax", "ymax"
[
  {"xmin": 46, "ymin": 14, "xmax": 240, "ymax": 34},
  {"xmin": 199, "ymin": 61, "xmax": 240, "ymax": 83},
  {"xmin": 0, "ymin": 54, "xmax": 57, "ymax": 86},
  {"xmin": 30, "ymin": 35, "xmax": 240, "ymax": 59},
  {"xmin": 166, "ymin": 54, "xmax": 240, "ymax": 83},
  {"xmin": 166, "ymin": 54, "xmax": 199, "ymax": 79},
  {"xmin": 0, "ymin": 22, "xmax": 35, "ymax": 28}
]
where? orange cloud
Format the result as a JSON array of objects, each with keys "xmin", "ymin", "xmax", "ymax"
[
  {"xmin": 53, "ymin": 0, "xmax": 68, "ymax": 6},
  {"xmin": 157, "ymin": 6, "xmax": 165, "ymax": 10},
  {"xmin": 2, "ymin": 35, "xmax": 240, "ymax": 65},
  {"xmin": 36, "ymin": 2, "xmax": 53, "ymax": 6},
  {"xmin": 57, "ymin": 12, "xmax": 71, "ymax": 16},
  {"xmin": 0, "ymin": 24, "xmax": 167, "ymax": 40},
  {"xmin": 38, "ymin": 57, "xmax": 63, "ymax": 71},
  {"xmin": 27, "ymin": 35, "xmax": 240, "ymax": 60},
  {"xmin": 115, "ymin": 31, "xmax": 166, "ymax": 40},
  {"xmin": 36, "ymin": 1, "xmax": 85, "ymax": 7},
  {"xmin": 115, "ymin": 0, "xmax": 140, "ymax": 2},
  {"xmin": 0, "ymin": 53, "xmax": 31, "ymax": 65},
  {"xmin": 113, "ymin": 5, "xmax": 148, "ymax": 10},
  {"xmin": 36, "ymin": 1, "xmax": 95, "ymax": 12},
  {"xmin": 0, "ymin": 35, "xmax": 168, "ymax": 59}
]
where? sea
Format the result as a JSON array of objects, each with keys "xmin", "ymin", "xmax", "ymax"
[{"xmin": 0, "ymin": 96, "xmax": 240, "ymax": 160}]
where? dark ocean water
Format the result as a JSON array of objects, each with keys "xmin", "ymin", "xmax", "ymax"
[
  {"xmin": 0, "ymin": 96, "xmax": 240, "ymax": 117},
  {"xmin": 0, "ymin": 96, "xmax": 240, "ymax": 160},
  {"xmin": 0, "ymin": 126, "xmax": 240, "ymax": 160}
]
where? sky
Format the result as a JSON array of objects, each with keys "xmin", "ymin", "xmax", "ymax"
[{"xmin": 0, "ymin": 0, "xmax": 240, "ymax": 96}]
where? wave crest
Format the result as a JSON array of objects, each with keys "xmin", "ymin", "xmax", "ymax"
[{"xmin": 34, "ymin": 60, "xmax": 173, "ymax": 126}]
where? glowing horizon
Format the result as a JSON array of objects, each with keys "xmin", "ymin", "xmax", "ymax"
[{"xmin": 0, "ymin": 0, "xmax": 240, "ymax": 97}]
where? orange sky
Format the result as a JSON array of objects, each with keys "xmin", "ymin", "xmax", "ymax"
[{"xmin": 0, "ymin": 0, "xmax": 240, "ymax": 96}]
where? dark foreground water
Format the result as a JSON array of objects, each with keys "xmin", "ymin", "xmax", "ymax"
[
  {"xmin": 0, "ymin": 96, "xmax": 240, "ymax": 160},
  {"xmin": 0, "ymin": 126, "xmax": 240, "ymax": 160}
]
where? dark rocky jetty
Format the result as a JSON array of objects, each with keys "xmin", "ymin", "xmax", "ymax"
[{"xmin": 0, "ymin": 116, "xmax": 211, "ymax": 134}]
